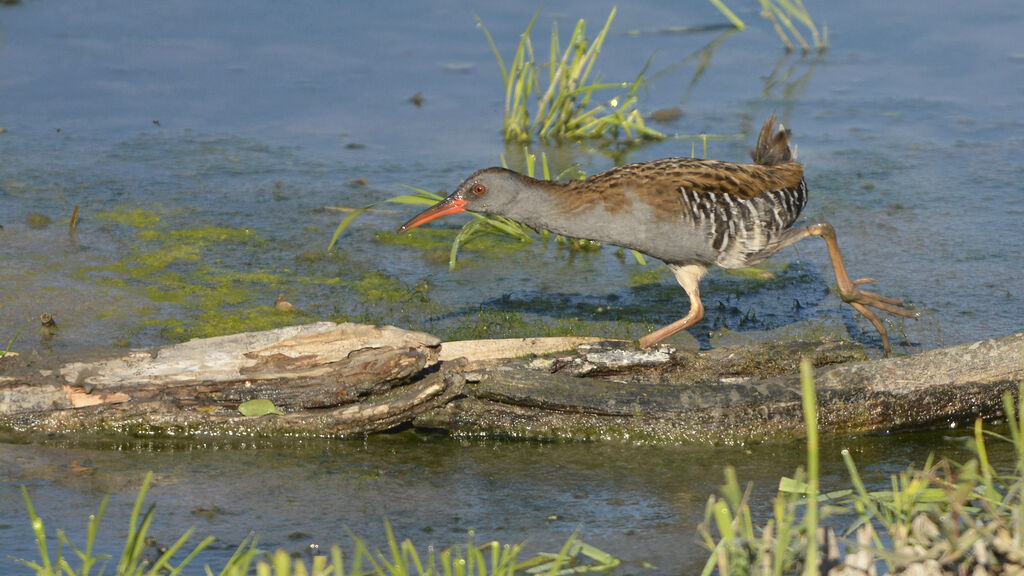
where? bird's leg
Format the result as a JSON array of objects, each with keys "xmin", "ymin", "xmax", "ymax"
[
  {"xmin": 786, "ymin": 222, "xmax": 919, "ymax": 356},
  {"xmin": 638, "ymin": 264, "xmax": 707, "ymax": 348}
]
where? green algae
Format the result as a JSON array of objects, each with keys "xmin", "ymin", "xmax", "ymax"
[
  {"xmin": 629, "ymin": 266, "xmax": 670, "ymax": 287},
  {"xmin": 25, "ymin": 213, "xmax": 53, "ymax": 229},
  {"xmin": 138, "ymin": 226, "xmax": 263, "ymax": 247},
  {"xmin": 72, "ymin": 206, "xmax": 334, "ymax": 343},
  {"xmin": 354, "ymin": 272, "xmax": 419, "ymax": 303},
  {"xmin": 65, "ymin": 201, "xmax": 658, "ymax": 348},
  {"xmin": 94, "ymin": 207, "xmax": 162, "ymax": 228},
  {"xmin": 722, "ymin": 260, "xmax": 789, "ymax": 281},
  {"xmin": 376, "ymin": 228, "xmax": 455, "ymax": 250},
  {"xmin": 437, "ymin": 308, "xmax": 643, "ymax": 342},
  {"xmin": 159, "ymin": 305, "xmax": 315, "ymax": 341},
  {"xmin": 375, "ymin": 228, "xmax": 530, "ymax": 254},
  {"xmin": 629, "ymin": 261, "xmax": 791, "ymax": 288}
]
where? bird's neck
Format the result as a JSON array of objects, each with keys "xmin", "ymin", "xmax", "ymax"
[{"xmin": 487, "ymin": 175, "xmax": 611, "ymax": 239}]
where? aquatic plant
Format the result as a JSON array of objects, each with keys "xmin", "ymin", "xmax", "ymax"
[
  {"xmin": 708, "ymin": 0, "xmax": 747, "ymax": 30},
  {"xmin": 13, "ymin": 474, "xmax": 619, "ymax": 576},
  {"xmin": 330, "ymin": 148, "xmax": 586, "ymax": 270},
  {"xmin": 478, "ymin": 8, "xmax": 664, "ymax": 143},
  {"xmin": 707, "ymin": 0, "xmax": 826, "ymax": 52},
  {"xmin": 2, "ymin": 325, "xmax": 23, "ymax": 357},
  {"xmin": 758, "ymin": 0, "xmax": 827, "ymax": 53},
  {"xmin": 699, "ymin": 360, "xmax": 1024, "ymax": 576},
  {"xmin": 14, "ymin": 471, "xmax": 248, "ymax": 576}
]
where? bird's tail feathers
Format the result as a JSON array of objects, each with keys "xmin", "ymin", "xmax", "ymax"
[{"xmin": 751, "ymin": 115, "xmax": 795, "ymax": 166}]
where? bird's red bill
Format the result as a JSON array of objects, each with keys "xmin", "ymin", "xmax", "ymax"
[{"xmin": 398, "ymin": 197, "xmax": 468, "ymax": 233}]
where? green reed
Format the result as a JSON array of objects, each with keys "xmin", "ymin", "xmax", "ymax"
[
  {"xmin": 477, "ymin": 8, "xmax": 664, "ymax": 143},
  {"xmin": 758, "ymin": 0, "xmax": 827, "ymax": 52},
  {"xmin": 13, "ymin": 477, "xmax": 618, "ymax": 576},
  {"xmin": 699, "ymin": 359, "xmax": 1024, "ymax": 576}
]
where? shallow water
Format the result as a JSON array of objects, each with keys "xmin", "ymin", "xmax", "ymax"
[
  {"xmin": 0, "ymin": 429, "xmax": 1008, "ymax": 573},
  {"xmin": 1, "ymin": 0, "xmax": 1023, "ymax": 572}
]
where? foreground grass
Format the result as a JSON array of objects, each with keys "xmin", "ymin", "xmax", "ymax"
[
  {"xmin": 700, "ymin": 360, "xmax": 1024, "ymax": 575},
  {"xmin": 13, "ymin": 472, "xmax": 618, "ymax": 576}
]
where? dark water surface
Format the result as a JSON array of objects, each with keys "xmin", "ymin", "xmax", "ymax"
[
  {"xmin": 1, "ymin": 0, "xmax": 1022, "ymax": 572},
  {"xmin": 0, "ymin": 430, "xmax": 1005, "ymax": 573}
]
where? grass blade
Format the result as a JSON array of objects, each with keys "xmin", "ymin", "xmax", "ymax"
[{"xmin": 709, "ymin": 0, "xmax": 746, "ymax": 29}]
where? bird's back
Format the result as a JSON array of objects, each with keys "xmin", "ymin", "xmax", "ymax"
[{"xmin": 553, "ymin": 118, "xmax": 808, "ymax": 268}]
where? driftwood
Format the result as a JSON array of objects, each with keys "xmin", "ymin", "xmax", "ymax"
[
  {"xmin": 1, "ymin": 321, "xmax": 1022, "ymax": 444},
  {"xmin": 419, "ymin": 334, "xmax": 1024, "ymax": 444},
  {"xmin": 0, "ymin": 323, "xmax": 460, "ymax": 437}
]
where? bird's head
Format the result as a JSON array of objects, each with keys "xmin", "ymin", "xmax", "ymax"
[{"xmin": 397, "ymin": 167, "xmax": 525, "ymax": 233}]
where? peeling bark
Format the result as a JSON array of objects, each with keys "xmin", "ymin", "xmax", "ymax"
[{"xmin": 0, "ymin": 322, "xmax": 451, "ymax": 437}]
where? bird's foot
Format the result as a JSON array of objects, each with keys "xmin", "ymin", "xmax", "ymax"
[
  {"xmin": 836, "ymin": 281, "xmax": 918, "ymax": 358},
  {"xmin": 839, "ymin": 280, "xmax": 919, "ymax": 319}
]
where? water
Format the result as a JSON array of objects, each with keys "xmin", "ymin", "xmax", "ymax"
[
  {"xmin": 1, "ymin": 0, "xmax": 1022, "ymax": 572},
  {"xmin": 0, "ymin": 430, "xmax": 1005, "ymax": 573}
]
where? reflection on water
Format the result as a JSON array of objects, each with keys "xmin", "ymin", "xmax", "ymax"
[{"xmin": 1, "ymin": 0, "xmax": 1022, "ymax": 571}]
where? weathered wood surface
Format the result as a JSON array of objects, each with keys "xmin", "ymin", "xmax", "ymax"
[
  {"xmin": 0, "ymin": 322, "xmax": 456, "ymax": 436},
  {"xmin": 1, "ymin": 321, "xmax": 1021, "ymax": 444},
  {"xmin": 418, "ymin": 333, "xmax": 1024, "ymax": 444}
]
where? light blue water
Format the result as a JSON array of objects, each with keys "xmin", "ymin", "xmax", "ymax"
[
  {"xmin": 1, "ymin": 0, "xmax": 1023, "ymax": 572},
  {"xmin": 1, "ymin": 0, "xmax": 1021, "ymax": 352}
]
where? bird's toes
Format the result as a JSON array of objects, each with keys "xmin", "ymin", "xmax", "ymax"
[
  {"xmin": 852, "ymin": 277, "xmax": 876, "ymax": 286},
  {"xmin": 840, "ymin": 286, "xmax": 918, "ymax": 318}
]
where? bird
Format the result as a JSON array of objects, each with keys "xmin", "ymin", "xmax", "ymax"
[
  {"xmin": 398, "ymin": 116, "xmax": 918, "ymax": 356},
  {"xmin": 275, "ymin": 294, "xmax": 298, "ymax": 312}
]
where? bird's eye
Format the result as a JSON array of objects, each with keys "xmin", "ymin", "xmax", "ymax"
[{"xmin": 473, "ymin": 184, "xmax": 486, "ymax": 195}]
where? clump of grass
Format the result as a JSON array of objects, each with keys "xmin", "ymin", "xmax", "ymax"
[
  {"xmin": 14, "ymin": 471, "xmax": 259, "ymax": 576},
  {"xmin": 13, "ymin": 474, "xmax": 620, "ymax": 576},
  {"xmin": 699, "ymin": 358, "xmax": 1024, "ymax": 576},
  {"xmin": 478, "ymin": 8, "xmax": 664, "ymax": 143},
  {"xmin": 698, "ymin": 359, "xmax": 819, "ymax": 576},
  {"xmin": 2, "ymin": 325, "xmax": 24, "ymax": 357},
  {"xmin": 758, "ymin": 0, "xmax": 827, "ymax": 53}
]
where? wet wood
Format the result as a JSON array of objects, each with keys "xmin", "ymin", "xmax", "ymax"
[
  {"xmin": 1, "ymin": 322, "xmax": 1021, "ymax": 444},
  {"xmin": 0, "ymin": 322, "xmax": 451, "ymax": 437},
  {"xmin": 420, "ymin": 332, "xmax": 1024, "ymax": 444}
]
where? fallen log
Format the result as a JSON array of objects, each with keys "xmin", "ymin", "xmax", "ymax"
[
  {"xmin": 417, "ymin": 332, "xmax": 1024, "ymax": 444},
  {"xmin": 1, "ymin": 321, "xmax": 1021, "ymax": 444},
  {"xmin": 0, "ymin": 322, "xmax": 457, "ymax": 437}
]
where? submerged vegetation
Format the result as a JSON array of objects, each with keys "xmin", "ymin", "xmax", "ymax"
[{"xmin": 80, "ymin": 207, "xmax": 325, "ymax": 343}]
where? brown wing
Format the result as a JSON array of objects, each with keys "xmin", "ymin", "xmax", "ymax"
[
  {"xmin": 557, "ymin": 157, "xmax": 804, "ymax": 217},
  {"xmin": 630, "ymin": 158, "xmax": 804, "ymax": 200}
]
